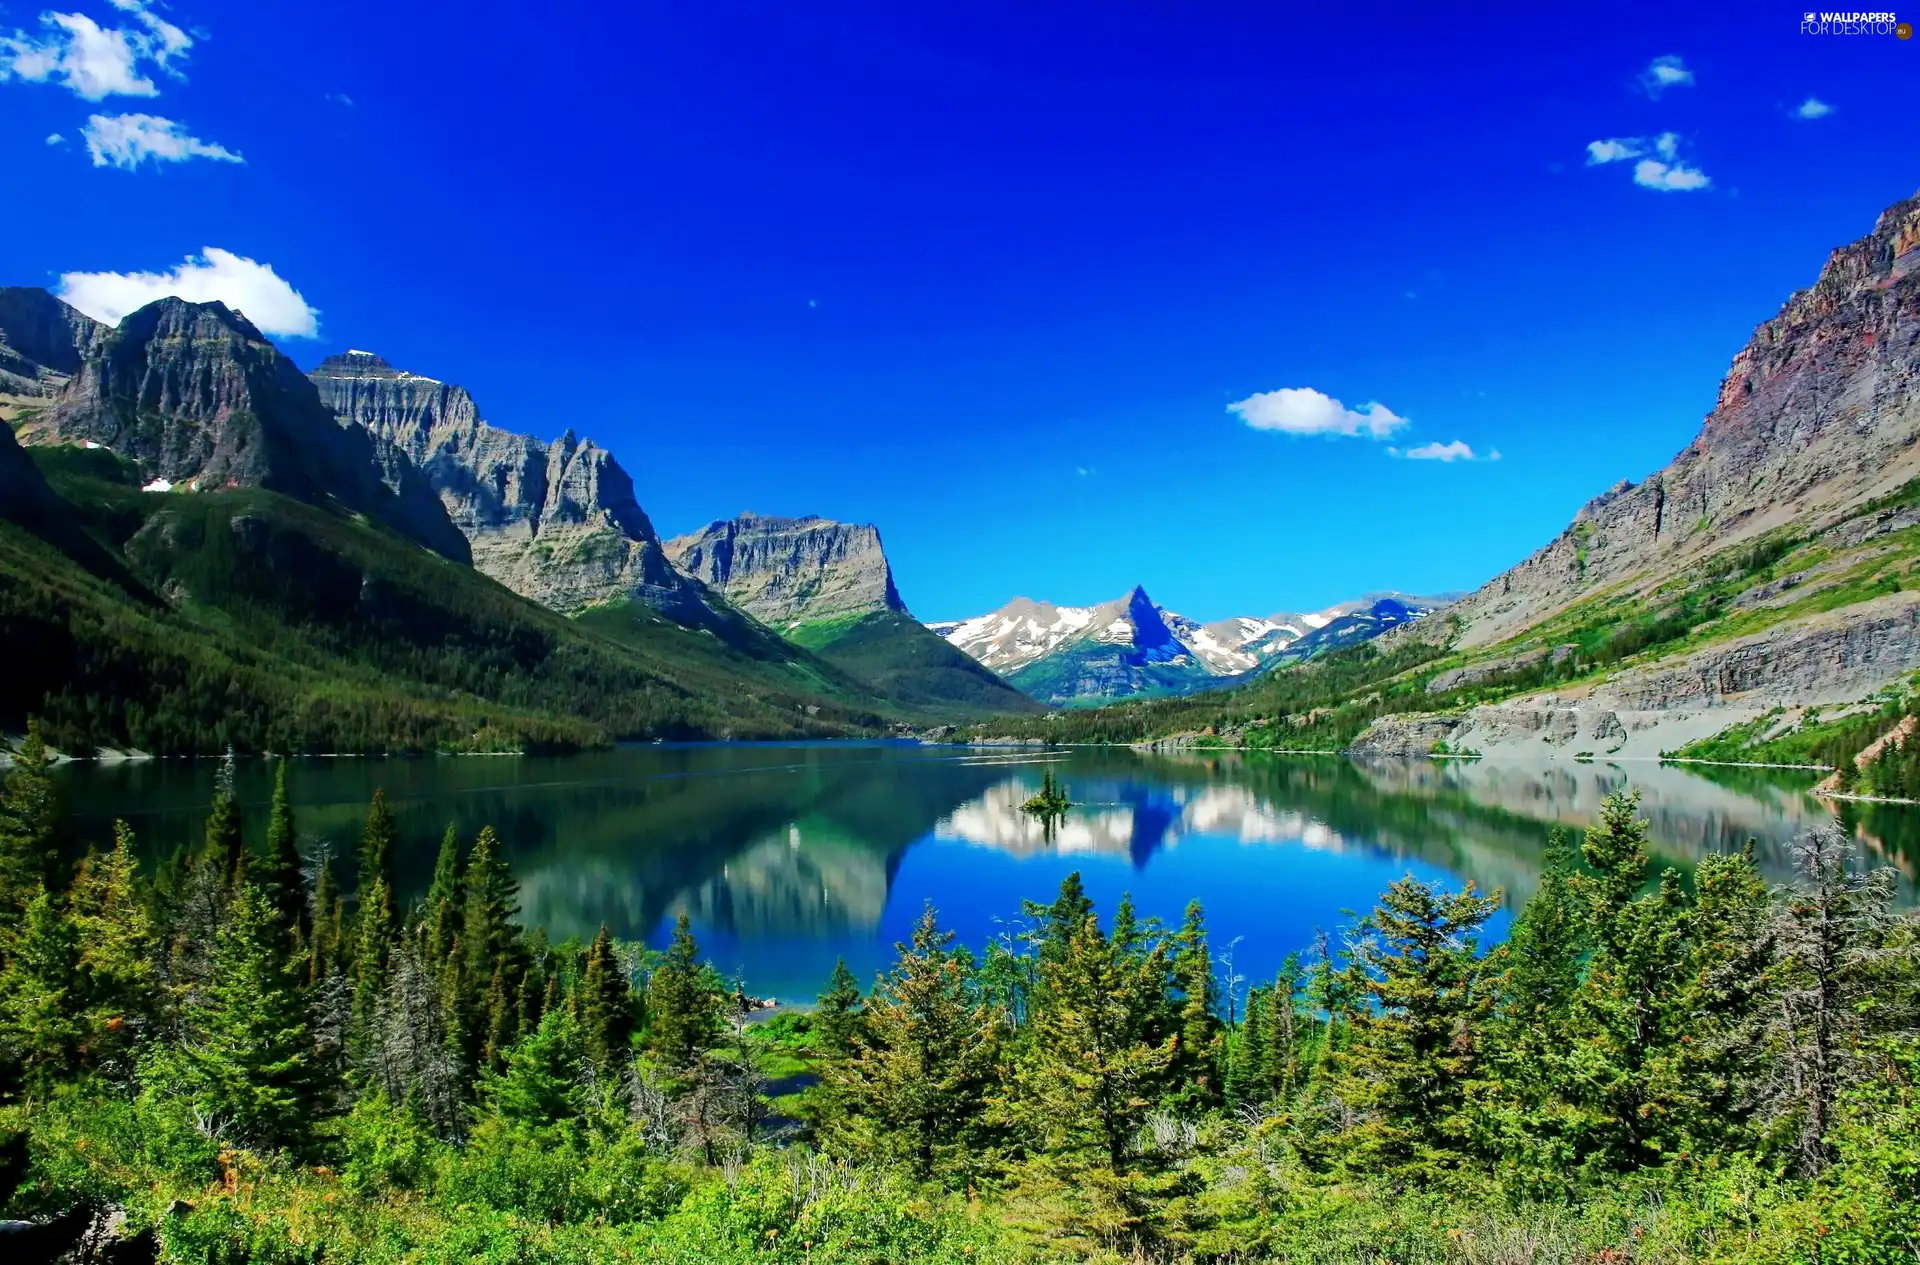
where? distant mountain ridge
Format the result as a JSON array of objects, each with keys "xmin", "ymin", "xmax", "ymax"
[
  {"xmin": 931, "ymin": 587, "xmax": 1449, "ymax": 704},
  {"xmin": 665, "ymin": 513, "xmax": 1040, "ymax": 717}
]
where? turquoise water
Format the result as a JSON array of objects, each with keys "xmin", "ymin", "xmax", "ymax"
[{"xmin": 50, "ymin": 744, "xmax": 1903, "ymax": 1001}]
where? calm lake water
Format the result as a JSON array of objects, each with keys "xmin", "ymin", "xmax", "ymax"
[{"xmin": 49, "ymin": 744, "xmax": 1919, "ymax": 1002}]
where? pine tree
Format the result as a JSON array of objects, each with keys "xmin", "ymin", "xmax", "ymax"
[
  {"xmin": 578, "ymin": 924, "xmax": 636, "ymax": 1075},
  {"xmin": 68, "ymin": 821, "xmax": 157, "ymax": 1072},
  {"xmin": 308, "ymin": 849, "xmax": 340, "ymax": 986},
  {"xmin": 829, "ymin": 904, "xmax": 1005, "ymax": 1184},
  {"xmin": 646, "ymin": 914, "xmax": 721, "ymax": 1073},
  {"xmin": 423, "ymin": 823, "xmax": 464, "ymax": 965},
  {"xmin": 1262, "ymin": 953, "xmax": 1306, "ymax": 1103},
  {"xmin": 482, "ymin": 1007, "xmax": 586, "ymax": 1130},
  {"xmin": 460, "ymin": 825, "xmax": 522, "ymax": 1051},
  {"xmin": 205, "ymin": 749, "xmax": 245, "ymax": 891},
  {"xmin": 258, "ymin": 760, "xmax": 306, "ymax": 940},
  {"xmin": 179, "ymin": 883, "xmax": 323, "ymax": 1153},
  {"xmin": 0, "ymin": 720, "xmax": 61, "ymax": 928},
  {"xmin": 814, "ymin": 956, "xmax": 864, "ymax": 1057},
  {"xmin": 1563, "ymin": 789, "xmax": 1694, "ymax": 1173},
  {"xmin": 1015, "ymin": 908, "xmax": 1177, "ymax": 1251},
  {"xmin": 1329, "ymin": 875, "xmax": 1500, "ymax": 1182},
  {"xmin": 1169, "ymin": 900, "xmax": 1222, "ymax": 1106},
  {"xmin": 1226, "ymin": 985, "xmax": 1270, "ymax": 1107},
  {"xmin": 0, "ymin": 885, "xmax": 80, "ymax": 1094},
  {"xmin": 1771, "ymin": 823, "xmax": 1901, "ymax": 1174},
  {"xmin": 1040, "ymin": 871, "xmax": 1095, "ymax": 969}
]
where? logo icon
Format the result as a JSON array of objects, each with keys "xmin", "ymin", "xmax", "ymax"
[
  {"xmin": 1899, "ymin": 19, "xmax": 1913, "ymax": 35},
  {"xmin": 1804, "ymin": 10, "xmax": 1816, "ymax": 19}
]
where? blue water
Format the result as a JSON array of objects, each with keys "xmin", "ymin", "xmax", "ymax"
[{"xmin": 52, "ymin": 743, "xmax": 1883, "ymax": 1002}]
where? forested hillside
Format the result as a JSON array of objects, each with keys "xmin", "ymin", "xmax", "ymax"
[{"xmin": 1, "ymin": 728, "xmax": 1915, "ymax": 1261}]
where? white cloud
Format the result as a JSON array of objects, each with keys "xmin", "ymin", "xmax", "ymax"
[
  {"xmin": 1393, "ymin": 440, "xmax": 1498, "ymax": 463},
  {"xmin": 0, "ymin": 2, "xmax": 193, "ymax": 101},
  {"xmin": 1640, "ymin": 54, "xmax": 1694, "ymax": 96},
  {"xmin": 1653, "ymin": 131, "xmax": 1680, "ymax": 160},
  {"xmin": 83, "ymin": 112, "xmax": 241, "ymax": 168},
  {"xmin": 57, "ymin": 248, "xmax": 319, "ymax": 338},
  {"xmin": 1633, "ymin": 158, "xmax": 1711, "ymax": 192},
  {"xmin": 1793, "ymin": 96, "xmax": 1833, "ymax": 119},
  {"xmin": 1586, "ymin": 137, "xmax": 1644, "ymax": 164},
  {"xmin": 1229, "ymin": 387, "xmax": 1409, "ymax": 440},
  {"xmin": 325, "ymin": 90, "xmax": 353, "ymax": 106},
  {"xmin": 46, "ymin": 131, "xmax": 66, "ymax": 144}
]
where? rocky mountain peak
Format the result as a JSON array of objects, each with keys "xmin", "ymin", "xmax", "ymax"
[
  {"xmin": 15, "ymin": 297, "xmax": 469, "ymax": 563},
  {"xmin": 309, "ymin": 352, "xmax": 705, "ymax": 617},
  {"xmin": 663, "ymin": 515, "xmax": 907, "ymax": 626}
]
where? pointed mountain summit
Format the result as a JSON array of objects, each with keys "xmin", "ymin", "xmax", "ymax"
[
  {"xmin": 16, "ymin": 297, "xmax": 468, "ymax": 563},
  {"xmin": 933, "ymin": 587, "xmax": 1449, "ymax": 705},
  {"xmin": 310, "ymin": 349, "xmax": 705, "ymax": 617}
]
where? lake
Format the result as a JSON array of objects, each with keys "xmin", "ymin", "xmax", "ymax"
[{"xmin": 49, "ymin": 744, "xmax": 1918, "ymax": 1002}]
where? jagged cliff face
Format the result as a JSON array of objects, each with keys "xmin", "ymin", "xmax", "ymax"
[
  {"xmin": 0, "ymin": 286, "xmax": 108, "ymax": 418},
  {"xmin": 309, "ymin": 351, "xmax": 705, "ymax": 617},
  {"xmin": 16, "ymin": 298, "xmax": 470, "ymax": 564},
  {"xmin": 664, "ymin": 514, "xmax": 906, "ymax": 626},
  {"xmin": 1435, "ymin": 192, "xmax": 1920, "ymax": 650}
]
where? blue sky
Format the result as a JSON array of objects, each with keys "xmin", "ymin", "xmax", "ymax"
[{"xmin": 4, "ymin": 1, "xmax": 1916, "ymax": 623}]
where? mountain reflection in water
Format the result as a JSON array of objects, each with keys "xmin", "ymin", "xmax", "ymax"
[{"xmin": 52, "ymin": 743, "xmax": 1911, "ymax": 999}]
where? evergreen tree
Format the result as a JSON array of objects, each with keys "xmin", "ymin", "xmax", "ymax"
[
  {"xmin": 646, "ymin": 914, "xmax": 721, "ymax": 1073},
  {"xmin": 1169, "ymin": 900, "xmax": 1222, "ymax": 1106},
  {"xmin": 1039, "ymin": 871, "xmax": 1095, "ymax": 969},
  {"xmin": 814, "ymin": 956, "xmax": 865, "ymax": 1058},
  {"xmin": 1226, "ymin": 985, "xmax": 1270, "ymax": 1107},
  {"xmin": 1329, "ymin": 875, "xmax": 1500, "ymax": 1182},
  {"xmin": 0, "ymin": 720, "xmax": 61, "ymax": 928},
  {"xmin": 1563, "ymin": 790, "xmax": 1693, "ymax": 1174},
  {"xmin": 258, "ymin": 760, "xmax": 306, "ymax": 940},
  {"xmin": 1015, "ymin": 908, "xmax": 1177, "ymax": 1251},
  {"xmin": 0, "ymin": 886, "xmax": 80, "ymax": 1095},
  {"xmin": 1262, "ymin": 954, "xmax": 1307, "ymax": 1103},
  {"xmin": 482, "ymin": 1006, "xmax": 586, "ymax": 1131},
  {"xmin": 423, "ymin": 823, "xmax": 464, "ymax": 966},
  {"xmin": 461, "ymin": 825, "xmax": 521, "ymax": 1032},
  {"xmin": 178, "ymin": 884, "xmax": 323, "ymax": 1153},
  {"xmin": 578, "ymin": 923, "xmax": 636, "ymax": 1075},
  {"xmin": 205, "ymin": 749, "xmax": 245, "ymax": 891},
  {"xmin": 308, "ymin": 848, "xmax": 341, "ymax": 986},
  {"xmin": 67, "ymin": 821, "xmax": 157, "ymax": 1073},
  {"xmin": 829, "ymin": 904, "xmax": 1005, "ymax": 1184},
  {"xmin": 1770, "ymin": 824, "xmax": 1900, "ymax": 1174}
]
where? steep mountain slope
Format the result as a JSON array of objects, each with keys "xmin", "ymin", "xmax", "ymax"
[
  {"xmin": 932, "ymin": 588, "xmax": 1447, "ymax": 705},
  {"xmin": 15, "ymin": 297, "xmax": 470, "ymax": 564},
  {"xmin": 309, "ymin": 351, "xmax": 707, "ymax": 619},
  {"xmin": 664, "ymin": 514, "xmax": 904, "ymax": 626},
  {"xmin": 0, "ymin": 286, "xmax": 107, "ymax": 418},
  {"xmin": 666, "ymin": 513, "xmax": 1039, "ymax": 716}
]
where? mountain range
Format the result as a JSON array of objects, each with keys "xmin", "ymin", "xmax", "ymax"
[
  {"xmin": 929, "ymin": 588, "xmax": 1448, "ymax": 705},
  {"xmin": 0, "ymin": 289, "xmax": 1036, "ymax": 753}
]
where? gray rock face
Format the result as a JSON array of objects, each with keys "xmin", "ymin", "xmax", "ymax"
[
  {"xmin": 664, "ymin": 513, "xmax": 906, "ymax": 625},
  {"xmin": 1354, "ymin": 592, "xmax": 1920, "ymax": 759},
  {"xmin": 17, "ymin": 299, "xmax": 469, "ymax": 564},
  {"xmin": 1421, "ymin": 191, "xmax": 1920, "ymax": 651},
  {"xmin": 309, "ymin": 351, "xmax": 705, "ymax": 617},
  {"xmin": 0, "ymin": 287, "xmax": 107, "ymax": 416}
]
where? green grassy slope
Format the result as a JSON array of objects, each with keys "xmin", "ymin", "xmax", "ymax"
[
  {"xmin": 784, "ymin": 610, "xmax": 1043, "ymax": 719},
  {"xmin": 3, "ymin": 445, "xmax": 935, "ymax": 754}
]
